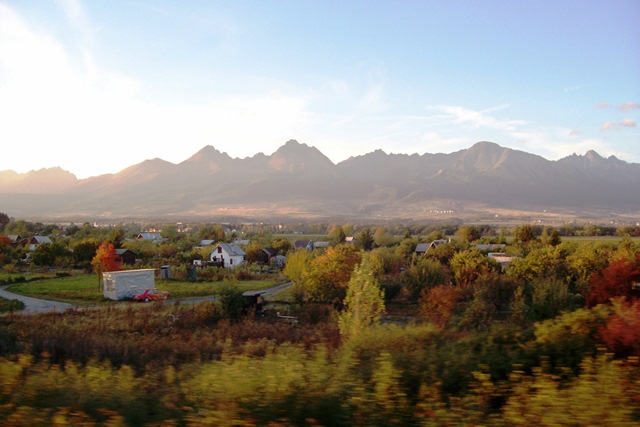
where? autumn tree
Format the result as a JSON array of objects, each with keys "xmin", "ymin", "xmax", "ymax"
[
  {"xmin": 419, "ymin": 284, "xmax": 462, "ymax": 326},
  {"xmin": 303, "ymin": 244, "xmax": 362, "ymax": 304},
  {"xmin": 599, "ymin": 297, "xmax": 640, "ymax": 357},
  {"xmin": 283, "ymin": 249, "xmax": 314, "ymax": 302},
  {"xmin": 91, "ymin": 241, "xmax": 123, "ymax": 288}
]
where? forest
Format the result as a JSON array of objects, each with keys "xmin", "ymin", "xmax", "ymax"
[{"xmin": 0, "ymin": 215, "xmax": 640, "ymax": 426}]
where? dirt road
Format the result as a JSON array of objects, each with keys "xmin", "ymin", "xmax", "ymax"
[{"xmin": 0, "ymin": 285, "xmax": 74, "ymax": 314}]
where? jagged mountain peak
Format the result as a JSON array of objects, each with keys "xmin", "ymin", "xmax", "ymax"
[
  {"xmin": 585, "ymin": 150, "xmax": 604, "ymax": 162},
  {"xmin": 1, "ymin": 140, "xmax": 639, "ymax": 218},
  {"xmin": 269, "ymin": 139, "xmax": 335, "ymax": 172},
  {"xmin": 117, "ymin": 158, "xmax": 174, "ymax": 178},
  {"xmin": 184, "ymin": 145, "xmax": 232, "ymax": 163}
]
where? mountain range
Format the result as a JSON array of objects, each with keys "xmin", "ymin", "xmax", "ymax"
[{"xmin": 1, "ymin": 140, "xmax": 639, "ymax": 222}]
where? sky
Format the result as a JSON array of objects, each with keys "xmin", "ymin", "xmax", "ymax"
[{"xmin": 0, "ymin": 0, "xmax": 638, "ymax": 179}]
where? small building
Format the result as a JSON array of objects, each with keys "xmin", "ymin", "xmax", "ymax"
[
  {"xmin": 136, "ymin": 232, "xmax": 164, "ymax": 242},
  {"xmin": 234, "ymin": 238, "xmax": 251, "ymax": 246},
  {"xmin": 488, "ymin": 253, "xmax": 519, "ymax": 271},
  {"xmin": 103, "ymin": 268, "xmax": 155, "ymax": 300},
  {"xmin": 196, "ymin": 239, "xmax": 215, "ymax": 247},
  {"xmin": 271, "ymin": 255, "xmax": 287, "ymax": 268},
  {"xmin": 115, "ymin": 248, "xmax": 137, "ymax": 265},
  {"xmin": 475, "ymin": 243, "xmax": 507, "ymax": 252},
  {"xmin": 27, "ymin": 235, "xmax": 53, "ymax": 251},
  {"xmin": 313, "ymin": 241, "xmax": 330, "ymax": 249},
  {"xmin": 415, "ymin": 243, "xmax": 430, "ymax": 254},
  {"xmin": 208, "ymin": 242, "xmax": 246, "ymax": 268},
  {"xmin": 6, "ymin": 235, "xmax": 22, "ymax": 245},
  {"xmin": 293, "ymin": 240, "xmax": 313, "ymax": 251},
  {"xmin": 416, "ymin": 239, "xmax": 449, "ymax": 255}
]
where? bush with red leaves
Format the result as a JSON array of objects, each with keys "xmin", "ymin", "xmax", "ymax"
[{"xmin": 585, "ymin": 256, "xmax": 640, "ymax": 307}]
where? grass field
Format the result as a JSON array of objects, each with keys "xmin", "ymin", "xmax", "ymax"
[
  {"xmin": 6, "ymin": 274, "xmax": 282, "ymax": 305},
  {"xmin": 558, "ymin": 235, "xmax": 640, "ymax": 245}
]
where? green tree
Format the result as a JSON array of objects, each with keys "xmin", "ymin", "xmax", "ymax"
[
  {"xmin": 373, "ymin": 227, "xmax": 394, "ymax": 247},
  {"xmin": 338, "ymin": 257, "xmax": 386, "ymax": 339},
  {"xmin": 198, "ymin": 223, "xmax": 226, "ymax": 241},
  {"xmin": 404, "ymin": 256, "xmax": 448, "ymax": 299},
  {"xmin": 328, "ymin": 224, "xmax": 346, "ymax": 245},
  {"xmin": 31, "ymin": 241, "xmax": 71, "ymax": 267},
  {"xmin": 507, "ymin": 244, "xmax": 571, "ymax": 284},
  {"xmin": 70, "ymin": 239, "xmax": 100, "ymax": 269},
  {"xmin": 356, "ymin": 227, "xmax": 375, "ymax": 251},
  {"xmin": 0, "ymin": 212, "xmax": 10, "ymax": 232},
  {"xmin": 455, "ymin": 225, "xmax": 481, "ymax": 244},
  {"xmin": 450, "ymin": 249, "xmax": 498, "ymax": 287},
  {"xmin": 216, "ymin": 279, "xmax": 246, "ymax": 320},
  {"xmin": 513, "ymin": 223, "xmax": 537, "ymax": 247},
  {"xmin": 270, "ymin": 237, "xmax": 291, "ymax": 254}
]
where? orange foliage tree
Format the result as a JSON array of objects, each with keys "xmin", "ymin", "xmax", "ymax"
[{"xmin": 91, "ymin": 241, "xmax": 123, "ymax": 288}]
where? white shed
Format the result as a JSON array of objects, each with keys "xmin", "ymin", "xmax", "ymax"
[{"xmin": 103, "ymin": 269, "xmax": 155, "ymax": 300}]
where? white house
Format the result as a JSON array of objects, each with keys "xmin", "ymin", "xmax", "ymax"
[{"xmin": 209, "ymin": 242, "xmax": 246, "ymax": 268}]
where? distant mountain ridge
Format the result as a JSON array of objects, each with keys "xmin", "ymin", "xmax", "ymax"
[{"xmin": 1, "ymin": 140, "xmax": 639, "ymax": 220}]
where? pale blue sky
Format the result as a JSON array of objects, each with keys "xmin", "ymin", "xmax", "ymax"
[{"xmin": 1, "ymin": 0, "xmax": 638, "ymax": 178}]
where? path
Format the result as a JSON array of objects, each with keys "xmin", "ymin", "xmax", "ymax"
[{"xmin": 0, "ymin": 285, "xmax": 74, "ymax": 314}]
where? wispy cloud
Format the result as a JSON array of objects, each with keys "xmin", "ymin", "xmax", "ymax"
[
  {"xmin": 595, "ymin": 103, "xmax": 610, "ymax": 109},
  {"xmin": 430, "ymin": 104, "xmax": 525, "ymax": 131},
  {"xmin": 618, "ymin": 102, "xmax": 640, "ymax": 111},
  {"xmin": 601, "ymin": 119, "xmax": 637, "ymax": 130}
]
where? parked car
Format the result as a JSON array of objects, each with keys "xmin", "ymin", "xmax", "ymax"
[{"xmin": 132, "ymin": 288, "xmax": 171, "ymax": 302}]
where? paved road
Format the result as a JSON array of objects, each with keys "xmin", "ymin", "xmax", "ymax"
[
  {"xmin": 0, "ymin": 285, "xmax": 74, "ymax": 314},
  {"xmin": 0, "ymin": 281, "xmax": 293, "ymax": 314}
]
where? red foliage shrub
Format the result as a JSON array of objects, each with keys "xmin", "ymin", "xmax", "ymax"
[
  {"xmin": 599, "ymin": 297, "xmax": 640, "ymax": 357},
  {"xmin": 585, "ymin": 256, "xmax": 640, "ymax": 307}
]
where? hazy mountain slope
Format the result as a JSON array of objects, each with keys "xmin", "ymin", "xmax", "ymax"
[{"xmin": 1, "ymin": 140, "xmax": 638, "ymax": 219}]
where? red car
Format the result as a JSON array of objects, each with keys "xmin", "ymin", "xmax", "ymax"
[{"xmin": 133, "ymin": 288, "xmax": 171, "ymax": 302}]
